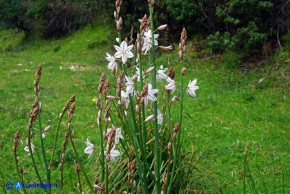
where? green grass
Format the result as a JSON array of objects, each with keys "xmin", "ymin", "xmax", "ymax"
[{"xmin": 0, "ymin": 25, "xmax": 289, "ymax": 193}]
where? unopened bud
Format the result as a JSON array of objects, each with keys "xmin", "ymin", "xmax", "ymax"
[
  {"xmin": 144, "ymin": 115, "xmax": 154, "ymax": 122},
  {"xmin": 179, "ymin": 50, "xmax": 183, "ymax": 59},
  {"xmin": 43, "ymin": 125, "xmax": 51, "ymax": 132},
  {"xmin": 106, "ymin": 95, "xmax": 117, "ymax": 100},
  {"xmin": 116, "ymin": 17, "xmax": 123, "ymax": 30},
  {"xmin": 131, "ymin": 74, "xmax": 138, "ymax": 81},
  {"xmin": 158, "ymin": 45, "xmax": 173, "ymax": 51},
  {"xmin": 116, "ymin": 37, "xmax": 120, "ymax": 43},
  {"xmin": 171, "ymin": 96, "xmax": 179, "ymax": 103},
  {"xmin": 157, "ymin": 24, "xmax": 167, "ymax": 31},
  {"xmin": 136, "ymin": 104, "xmax": 140, "ymax": 113},
  {"xmin": 145, "ymin": 66, "xmax": 155, "ymax": 74},
  {"xmin": 167, "ymin": 142, "xmax": 172, "ymax": 152}
]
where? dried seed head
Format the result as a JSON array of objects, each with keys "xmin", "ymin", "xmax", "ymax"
[
  {"xmin": 19, "ymin": 167, "xmax": 24, "ymax": 174},
  {"xmin": 141, "ymin": 83, "xmax": 148, "ymax": 97},
  {"xmin": 181, "ymin": 67, "xmax": 186, "ymax": 76},
  {"xmin": 167, "ymin": 68, "xmax": 175, "ymax": 80},
  {"xmin": 172, "ymin": 123, "xmax": 180, "ymax": 141},
  {"xmin": 75, "ymin": 163, "xmax": 80, "ymax": 174},
  {"xmin": 13, "ymin": 131, "xmax": 20, "ymax": 153},
  {"xmin": 98, "ymin": 73, "xmax": 105, "ymax": 94}
]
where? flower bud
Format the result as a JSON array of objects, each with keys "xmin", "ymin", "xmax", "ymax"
[
  {"xmin": 144, "ymin": 115, "xmax": 154, "ymax": 122},
  {"xmin": 157, "ymin": 24, "xmax": 167, "ymax": 31},
  {"xmin": 158, "ymin": 45, "xmax": 173, "ymax": 51},
  {"xmin": 145, "ymin": 66, "xmax": 155, "ymax": 74}
]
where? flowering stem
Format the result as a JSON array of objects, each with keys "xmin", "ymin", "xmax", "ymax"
[
  {"xmin": 149, "ymin": 4, "xmax": 161, "ymax": 193},
  {"xmin": 69, "ymin": 129, "xmax": 94, "ymax": 193}
]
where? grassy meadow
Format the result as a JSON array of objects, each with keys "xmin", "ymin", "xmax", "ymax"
[{"xmin": 0, "ymin": 23, "xmax": 289, "ymax": 193}]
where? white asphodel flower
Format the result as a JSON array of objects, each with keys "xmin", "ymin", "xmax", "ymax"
[
  {"xmin": 165, "ymin": 77, "xmax": 177, "ymax": 91},
  {"xmin": 118, "ymin": 90, "xmax": 130, "ymax": 109},
  {"xmin": 125, "ymin": 76, "xmax": 135, "ymax": 95},
  {"xmin": 24, "ymin": 143, "xmax": 35, "ymax": 153},
  {"xmin": 114, "ymin": 41, "xmax": 134, "ymax": 64},
  {"xmin": 157, "ymin": 65, "xmax": 168, "ymax": 81},
  {"xmin": 187, "ymin": 79, "xmax": 199, "ymax": 97},
  {"xmin": 142, "ymin": 29, "xmax": 159, "ymax": 54},
  {"xmin": 105, "ymin": 53, "xmax": 117, "ymax": 71},
  {"xmin": 144, "ymin": 84, "xmax": 158, "ymax": 106},
  {"xmin": 106, "ymin": 147, "xmax": 120, "ymax": 162},
  {"xmin": 84, "ymin": 138, "xmax": 94, "ymax": 156},
  {"xmin": 107, "ymin": 125, "xmax": 124, "ymax": 144},
  {"xmin": 157, "ymin": 109, "xmax": 163, "ymax": 125}
]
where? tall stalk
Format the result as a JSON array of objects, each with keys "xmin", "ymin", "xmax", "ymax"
[{"xmin": 149, "ymin": 3, "xmax": 161, "ymax": 193}]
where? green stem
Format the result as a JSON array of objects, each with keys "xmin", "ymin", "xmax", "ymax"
[
  {"xmin": 69, "ymin": 128, "xmax": 94, "ymax": 193},
  {"xmin": 27, "ymin": 131, "xmax": 46, "ymax": 192},
  {"xmin": 149, "ymin": 4, "xmax": 161, "ymax": 193},
  {"xmin": 37, "ymin": 112, "xmax": 50, "ymax": 193},
  {"xmin": 98, "ymin": 114, "xmax": 105, "ymax": 182}
]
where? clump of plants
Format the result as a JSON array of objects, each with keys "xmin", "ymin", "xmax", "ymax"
[{"xmin": 13, "ymin": 0, "xmax": 199, "ymax": 193}]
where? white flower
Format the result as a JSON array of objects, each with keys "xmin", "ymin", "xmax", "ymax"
[
  {"xmin": 107, "ymin": 125, "xmax": 124, "ymax": 144},
  {"xmin": 125, "ymin": 76, "xmax": 135, "ymax": 95},
  {"xmin": 136, "ymin": 67, "xmax": 145, "ymax": 82},
  {"xmin": 144, "ymin": 84, "xmax": 158, "ymax": 106},
  {"xmin": 142, "ymin": 29, "xmax": 159, "ymax": 54},
  {"xmin": 165, "ymin": 77, "xmax": 177, "ymax": 91},
  {"xmin": 106, "ymin": 53, "xmax": 117, "ymax": 71},
  {"xmin": 106, "ymin": 147, "xmax": 120, "ymax": 162},
  {"xmin": 24, "ymin": 143, "xmax": 35, "ymax": 153},
  {"xmin": 84, "ymin": 138, "xmax": 94, "ymax": 156},
  {"xmin": 114, "ymin": 41, "xmax": 134, "ymax": 64},
  {"xmin": 187, "ymin": 79, "xmax": 199, "ymax": 97},
  {"xmin": 157, "ymin": 109, "xmax": 163, "ymax": 125},
  {"xmin": 157, "ymin": 66, "xmax": 168, "ymax": 81},
  {"xmin": 118, "ymin": 90, "xmax": 130, "ymax": 109}
]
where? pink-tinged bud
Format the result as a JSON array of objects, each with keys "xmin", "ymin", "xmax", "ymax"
[
  {"xmin": 135, "ymin": 105, "xmax": 140, "ymax": 113},
  {"xmin": 131, "ymin": 74, "xmax": 138, "ymax": 81},
  {"xmin": 171, "ymin": 96, "xmax": 179, "ymax": 103},
  {"xmin": 94, "ymin": 184, "xmax": 102, "ymax": 190},
  {"xmin": 138, "ymin": 19, "xmax": 143, "ymax": 23},
  {"xmin": 106, "ymin": 95, "xmax": 117, "ymax": 100},
  {"xmin": 133, "ymin": 180, "xmax": 136, "ymax": 188},
  {"xmin": 179, "ymin": 50, "xmax": 183, "ymax": 59},
  {"xmin": 145, "ymin": 66, "xmax": 155, "ymax": 74},
  {"xmin": 144, "ymin": 115, "xmax": 154, "ymax": 122},
  {"xmin": 157, "ymin": 24, "xmax": 167, "ymax": 31},
  {"xmin": 148, "ymin": 0, "xmax": 154, "ymax": 6},
  {"xmin": 158, "ymin": 45, "xmax": 173, "ymax": 51},
  {"xmin": 167, "ymin": 142, "xmax": 172, "ymax": 152},
  {"xmin": 116, "ymin": 17, "xmax": 122, "ymax": 30},
  {"xmin": 137, "ymin": 42, "xmax": 141, "ymax": 52},
  {"xmin": 116, "ymin": 7, "xmax": 120, "ymax": 14},
  {"xmin": 183, "ymin": 45, "xmax": 186, "ymax": 53},
  {"xmin": 44, "ymin": 125, "xmax": 51, "ymax": 132}
]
